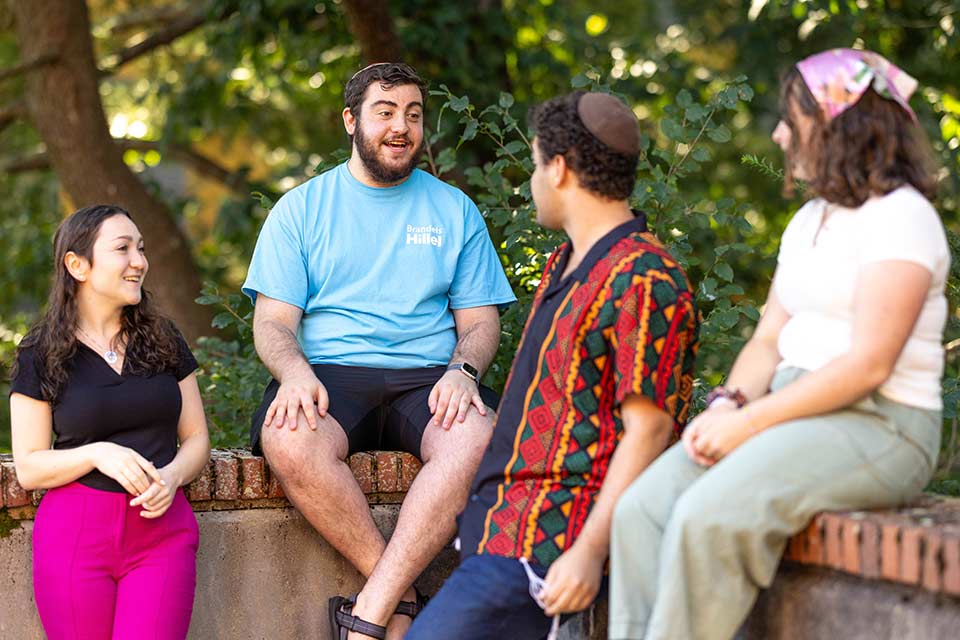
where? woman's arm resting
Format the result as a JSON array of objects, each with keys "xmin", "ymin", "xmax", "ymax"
[{"xmin": 134, "ymin": 372, "xmax": 211, "ymax": 517}]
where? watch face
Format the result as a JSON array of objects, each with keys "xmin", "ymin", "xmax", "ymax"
[{"xmin": 462, "ymin": 362, "xmax": 479, "ymax": 379}]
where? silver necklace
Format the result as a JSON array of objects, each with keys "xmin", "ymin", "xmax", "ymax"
[{"xmin": 77, "ymin": 326, "xmax": 120, "ymax": 365}]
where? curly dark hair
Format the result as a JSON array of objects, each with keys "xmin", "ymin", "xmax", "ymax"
[
  {"xmin": 779, "ymin": 66, "xmax": 937, "ymax": 208},
  {"xmin": 343, "ymin": 62, "xmax": 427, "ymax": 128},
  {"xmin": 528, "ymin": 91, "xmax": 638, "ymax": 201},
  {"xmin": 12, "ymin": 205, "xmax": 183, "ymax": 405}
]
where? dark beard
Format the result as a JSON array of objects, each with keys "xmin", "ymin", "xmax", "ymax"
[{"xmin": 354, "ymin": 121, "xmax": 424, "ymax": 184}]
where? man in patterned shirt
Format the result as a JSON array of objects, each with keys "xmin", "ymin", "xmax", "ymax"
[{"xmin": 407, "ymin": 91, "xmax": 700, "ymax": 639}]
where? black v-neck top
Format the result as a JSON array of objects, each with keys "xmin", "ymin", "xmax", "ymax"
[{"xmin": 11, "ymin": 335, "xmax": 198, "ymax": 493}]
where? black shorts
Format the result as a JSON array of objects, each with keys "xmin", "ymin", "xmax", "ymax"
[{"xmin": 250, "ymin": 364, "xmax": 500, "ymax": 459}]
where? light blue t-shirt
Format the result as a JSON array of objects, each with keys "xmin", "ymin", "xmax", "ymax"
[{"xmin": 242, "ymin": 163, "xmax": 516, "ymax": 369}]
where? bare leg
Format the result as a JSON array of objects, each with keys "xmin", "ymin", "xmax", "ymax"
[
  {"xmin": 348, "ymin": 409, "xmax": 495, "ymax": 640},
  {"xmin": 260, "ymin": 410, "xmax": 386, "ymax": 578}
]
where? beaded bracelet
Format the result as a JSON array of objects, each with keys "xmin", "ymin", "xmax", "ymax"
[{"xmin": 705, "ymin": 385, "xmax": 747, "ymax": 409}]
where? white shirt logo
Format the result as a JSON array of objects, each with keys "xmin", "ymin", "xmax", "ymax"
[{"xmin": 406, "ymin": 224, "xmax": 443, "ymax": 247}]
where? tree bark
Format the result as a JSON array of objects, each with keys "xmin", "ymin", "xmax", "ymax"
[
  {"xmin": 8, "ymin": 0, "xmax": 211, "ymax": 340},
  {"xmin": 342, "ymin": 0, "xmax": 403, "ymax": 63}
]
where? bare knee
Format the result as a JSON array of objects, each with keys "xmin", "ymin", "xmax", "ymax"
[
  {"xmin": 420, "ymin": 409, "xmax": 494, "ymax": 465},
  {"xmin": 261, "ymin": 410, "xmax": 347, "ymax": 482}
]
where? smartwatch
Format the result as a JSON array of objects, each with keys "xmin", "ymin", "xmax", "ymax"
[{"xmin": 446, "ymin": 362, "xmax": 479, "ymax": 382}]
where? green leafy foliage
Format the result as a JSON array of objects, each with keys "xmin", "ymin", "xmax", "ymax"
[{"xmin": 193, "ymin": 285, "xmax": 268, "ymax": 447}]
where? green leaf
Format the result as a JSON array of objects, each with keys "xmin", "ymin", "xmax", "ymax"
[
  {"xmin": 661, "ymin": 118, "xmax": 686, "ymax": 142},
  {"xmin": 449, "ymin": 95, "xmax": 470, "ymax": 113},
  {"xmin": 715, "ymin": 308, "xmax": 740, "ymax": 329},
  {"xmin": 676, "ymin": 89, "xmax": 693, "ymax": 108},
  {"xmin": 459, "ymin": 120, "xmax": 478, "ymax": 147},
  {"xmin": 195, "ymin": 295, "xmax": 222, "ymax": 305},
  {"xmin": 707, "ymin": 124, "xmax": 731, "ymax": 143},
  {"xmin": 499, "ymin": 92, "xmax": 515, "ymax": 109},
  {"xmin": 503, "ymin": 140, "xmax": 527, "ymax": 155},
  {"xmin": 738, "ymin": 85, "xmax": 755, "ymax": 102},
  {"xmin": 685, "ymin": 104, "xmax": 708, "ymax": 121},
  {"xmin": 486, "ymin": 121, "xmax": 502, "ymax": 137},
  {"xmin": 571, "ymin": 73, "xmax": 591, "ymax": 88},
  {"xmin": 251, "ymin": 191, "xmax": 274, "ymax": 210},
  {"xmin": 717, "ymin": 284, "xmax": 745, "ymax": 296},
  {"xmin": 715, "ymin": 262, "xmax": 734, "ymax": 282},
  {"xmin": 700, "ymin": 277, "xmax": 718, "ymax": 298},
  {"xmin": 212, "ymin": 312, "xmax": 233, "ymax": 329},
  {"xmin": 692, "ymin": 147, "xmax": 711, "ymax": 162},
  {"xmin": 717, "ymin": 87, "xmax": 739, "ymax": 109},
  {"xmin": 717, "ymin": 197, "xmax": 736, "ymax": 213},
  {"xmin": 436, "ymin": 147, "xmax": 457, "ymax": 174}
]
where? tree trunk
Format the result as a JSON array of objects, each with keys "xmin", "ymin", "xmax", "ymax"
[
  {"xmin": 8, "ymin": 0, "xmax": 211, "ymax": 341},
  {"xmin": 342, "ymin": 0, "xmax": 403, "ymax": 63}
]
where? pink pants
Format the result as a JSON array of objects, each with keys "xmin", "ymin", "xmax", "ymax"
[{"xmin": 32, "ymin": 482, "xmax": 199, "ymax": 640}]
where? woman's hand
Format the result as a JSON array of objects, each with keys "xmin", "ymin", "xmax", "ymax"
[
  {"xmin": 682, "ymin": 402, "xmax": 734, "ymax": 466},
  {"xmin": 685, "ymin": 406, "xmax": 756, "ymax": 465},
  {"xmin": 130, "ymin": 466, "xmax": 181, "ymax": 518},
  {"xmin": 90, "ymin": 442, "xmax": 162, "ymax": 496}
]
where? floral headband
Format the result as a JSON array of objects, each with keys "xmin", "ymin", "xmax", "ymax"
[{"xmin": 796, "ymin": 48, "xmax": 918, "ymax": 122}]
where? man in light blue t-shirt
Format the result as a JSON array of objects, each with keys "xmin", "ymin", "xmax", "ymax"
[{"xmin": 242, "ymin": 62, "xmax": 515, "ymax": 640}]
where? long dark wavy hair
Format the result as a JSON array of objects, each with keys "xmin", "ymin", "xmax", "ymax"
[
  {"xmin": 13, "ymin": 205, "xmax": 183, "ymax": 405},
  {"xmin": 779, "ymin": 66, "xmax": 937, "ymax": 208}
]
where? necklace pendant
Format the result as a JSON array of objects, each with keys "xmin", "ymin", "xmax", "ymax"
[{"xmin": 104, "ymin": 350, "xmax": 118, "ymax": 365}]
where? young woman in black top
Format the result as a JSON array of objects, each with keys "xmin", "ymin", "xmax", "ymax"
[{"xmin": 10, "ymin": 205, "xmax": 210, "ymax": 640}]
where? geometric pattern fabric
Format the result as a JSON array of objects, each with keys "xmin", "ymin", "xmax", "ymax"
[{"xmin": 476, "ymin": 230, "xmax": 699, "ymax": 566}]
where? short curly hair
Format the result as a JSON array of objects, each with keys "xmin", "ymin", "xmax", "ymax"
[
  {"xmin": 344, "ymin": 62, "xmax": 428, "ymax": 118},
  {"xmin": 528, "ymin": 91, "xmax": 638, "ymax": 200}
]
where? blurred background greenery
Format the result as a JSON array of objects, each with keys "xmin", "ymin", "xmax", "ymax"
[{"xmin": 1, "ymin": 0, "xmax": 957, "ymax": 491}]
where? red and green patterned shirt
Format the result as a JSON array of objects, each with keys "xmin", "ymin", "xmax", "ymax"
[{"xmin": 458, "ymin": 215, "xmax": 699, "ymax": 567}]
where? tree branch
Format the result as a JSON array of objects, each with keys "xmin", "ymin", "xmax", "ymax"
[
  {"xmin": 121, "ymin": 139, "xmax": 253, "ymax": 194},
  {"xmin": 98, "ymin": 11, "xmax": 209, "ymax": 75},
  {"xmin": 101, "ymin": 4, "xmax": 194, "ymax": 36},
  {"xmin": 0, "ymin": 100, "xmax": 26, "ymax": 135},
  {"xmin": 2, "ymin": 151, "xmax": 49, "ymax": 173},
  {"xmin": 3, "ymin": 138, "xmax": 253, "ymax": 196},
  {"xmin": 0, "ymin": 52, "xmax": 58, "ymax": 82}
]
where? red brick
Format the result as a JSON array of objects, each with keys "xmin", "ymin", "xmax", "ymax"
[
  {"xmin": 943, "ymin": 536, "xmax": 960, "ymax": 596},
  {"xmin": 239, "ymin": 455, "xmax": 267, "ymax": 500},
  {"xmin": 801, "ymin": 518, "xmax": 824, "ymax": 565},
  {"xmin": 899, "ymin": 527, "xmax": 922, "ymax": 585},
  {"xmin": 842, "ymin": 519, "xmax": 861, "ymax": 575},
  {"xmin": 922, "ymin": 531, "xmax": 942, "ymax": 592},
  {"xmin": 860, "ymin": 520, "xmax": 880, "ymax": 579},
  {"xmin": 824, "ymin": 514, "xmax": 843, "ymax": 570},
  {"xmin": 785, "ymin": 533, "xmax": 805, "ymax": 562},
  {"xmin": 398, "ymin": 453, "xmax": 422, "ymax": 492},
  {"xmin": 881, "ymin": 524, "xmax": 900, "ymax": 581},
  {"xmin": 349, "ymin": 453, "xmax": 376, "ymax": 494},
  {"xmin": 186, "ymin": 460, "xmax": 214, "ymax": 501},
  {"xmin": 214, "ymin": 454, "xmax": 240, "ymax": 500},
  {"xmin": 266, "ymin": 466, "xmax": 286, "ymax": 499},
  {"xmin": 375, "ymin": 451, "xmax": 400, "ymax": 493},
  {"xmin": 1, "ymin": 460, "xmax": 30, "ymax": 507}
]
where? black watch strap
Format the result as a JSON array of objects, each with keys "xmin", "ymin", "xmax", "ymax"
[{"xmin": 446, "ymin": 362, "xmax": 479, "ymax": 381}]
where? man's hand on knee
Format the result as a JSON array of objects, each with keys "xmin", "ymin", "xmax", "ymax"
[
  {"xmin": 428, "ymin": 370, "xmax": 487, "ymax": 429},
  {"xmin": 264, "ymin": 374, "xmax": 329, "ymax": 431}
]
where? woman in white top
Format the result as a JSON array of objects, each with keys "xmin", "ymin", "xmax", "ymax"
[{"xmin": 608, "ymin": 49, "xmax": 949, "ymax": 640}]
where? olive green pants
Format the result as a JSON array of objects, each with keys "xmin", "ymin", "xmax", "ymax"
[{"xmin": 608, "ymin": 367, "xmax": 941, "ymax": 640}]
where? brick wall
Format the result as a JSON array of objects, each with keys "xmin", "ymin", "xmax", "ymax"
[{"xmin": 2, "ymin": 450, "xmax": 959, "ymax": 600}]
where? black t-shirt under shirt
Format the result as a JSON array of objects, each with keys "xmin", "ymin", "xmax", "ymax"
[{"xmin": 11, "ymin": 335, "xmax": 198, "ymax": 493}]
